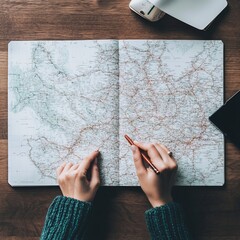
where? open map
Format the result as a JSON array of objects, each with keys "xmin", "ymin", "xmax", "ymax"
[{"xmin": 8, "ymin": 40, "xmax": 224, "ymax": 186}]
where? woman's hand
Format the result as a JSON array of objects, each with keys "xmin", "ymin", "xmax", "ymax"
[
  {"xmin": 131, "ymin": 142, "xmax": 177, "ymax": 208},
  {"xmin": 56, "ymin": 150, "xmax": 100, "ymax": 202}
]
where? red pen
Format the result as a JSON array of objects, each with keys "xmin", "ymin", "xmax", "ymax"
[{"xmin": 124, "ymin": 134, "xmax": 160, "ymax": 174}]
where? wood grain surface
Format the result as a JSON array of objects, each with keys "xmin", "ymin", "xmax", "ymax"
[{"xmin": 1, "ymin": 0, "xmax": 240, "ymax": 239}]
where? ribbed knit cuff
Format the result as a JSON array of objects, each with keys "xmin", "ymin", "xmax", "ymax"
[
  {"xmin": 41, "ymin": 196, "xmax": 92, "ymax": 240},
  {"xmin": 145, "ymin": 202, "xmax": 191, "ymax": 240}
]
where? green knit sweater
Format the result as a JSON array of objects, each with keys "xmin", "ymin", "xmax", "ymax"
[
  {"xmin": 145, "ymin": 202, "xmax": 191, "ymax": 239},
  {"xmin": 41, "ymin": 196, "xmax": 191, "ymax": 240}
]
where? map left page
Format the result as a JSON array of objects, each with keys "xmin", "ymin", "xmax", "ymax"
[{"xmin": 8, "ymin": 40, "xmax": 120, "ymax": 186}]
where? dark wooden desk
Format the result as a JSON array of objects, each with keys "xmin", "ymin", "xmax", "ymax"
[{"xmin": 0, "ymin": 1, "xmax": 240, "ymax": 239}]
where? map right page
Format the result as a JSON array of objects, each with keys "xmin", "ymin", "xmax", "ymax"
[{"xmin": 118, "ymin": 40, "xmax": 224, "ymax": 186}]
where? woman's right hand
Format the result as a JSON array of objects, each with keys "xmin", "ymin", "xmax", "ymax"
[{"xmin": 131, "ymin": 142, "xmax": 177, "ymax": 208}]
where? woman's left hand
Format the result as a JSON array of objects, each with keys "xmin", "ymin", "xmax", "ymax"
[{"xmin": 56, "ymin": 150, "xmax": 100, "ymax": 202}]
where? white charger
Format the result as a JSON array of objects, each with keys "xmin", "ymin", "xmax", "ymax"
[{"xmin": 129, "ymin": 0, "xmax": 165, "ymax": 22}]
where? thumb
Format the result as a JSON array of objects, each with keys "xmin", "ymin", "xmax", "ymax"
[{"xmin": 90, "ymin": 158, "xmax": 100, "ymax": 189}]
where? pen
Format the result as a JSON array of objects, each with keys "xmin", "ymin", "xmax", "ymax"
[{"xmin": 124, "ymin": 134, "xmax": 160, "ymax": 174}]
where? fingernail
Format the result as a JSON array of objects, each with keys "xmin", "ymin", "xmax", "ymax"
[
  {"xmin": 131, "ymin": 145, "xmax": 137, "ymax": 152},
  {"xmin": 95, "ymin": 148, "xmax": 99, "ymax": 152}
]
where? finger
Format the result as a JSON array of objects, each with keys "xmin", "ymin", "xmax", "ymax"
[
  {"xmin": 134, "ymin": 141, "xmax": 170, "ymax": 172},
  {"xmin": 56, "ymin": 162, "xmax": 67, "ymax": 177},
  {"xmin": 78, "ymin": 150, "xmax": 100, "ymax": 172},
  {"xmin": 158, "ymin": 143, "xmax": 169, "ymax": 152},
  {"xmin": 155, "ymin": 143, "xmax": 177, "ymax": 169},
  {"xmin": 154, "ymin": 143, "xmax": 170, "ymax": 163},
  {"xmin": 131, "ymin": 145, "xmax": 147, "ymax": 176},
  {"xmin": 90, "ymin": 158, "xmax": 100, "ymax": 188},
  {"xmin": 157, "ymin": 143, "xmax": 176, "ymax": 163},
  {"xmin": 67, "ymin": 163, "xmax": 79, "ymax": 172},
  {"xmin": 61, "ymin": 162, "xmax": 73, "ymax": 175},
  {"xmin": 158, "ymin": 144, "xmax": 174, "ymax": 158},
  {"xmin": 134, "ymin": 141, "xmax": 162, "ymax": 162}
]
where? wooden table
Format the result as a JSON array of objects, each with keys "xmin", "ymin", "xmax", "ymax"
[{"xmin": 0, "ymin": 1, "xmax": 240, "ymax": 239}]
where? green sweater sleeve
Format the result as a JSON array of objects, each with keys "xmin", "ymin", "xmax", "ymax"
[
  {"xmin": 41, "ymin": 196, "xmax": 92, "ymax": 240},
  {"xmin": 145, "ymin": 202, "xmax": 191, "ymax": 240}
]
